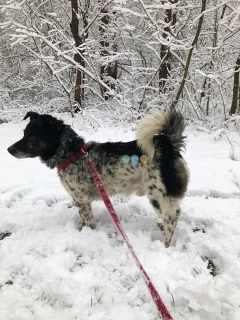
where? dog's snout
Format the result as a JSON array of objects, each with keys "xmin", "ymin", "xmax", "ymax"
[{"xmin": 7, "ymin": 145, "xmax": 17, "ymax": 155}]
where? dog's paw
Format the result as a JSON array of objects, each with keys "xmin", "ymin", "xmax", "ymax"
[
  {"xmin": 78, "ymin": 222, "xmax": 96, "ymax": 231},
  {"xmin": 88, "ymin": 223, "xmax": 96, "ymax": 230}
]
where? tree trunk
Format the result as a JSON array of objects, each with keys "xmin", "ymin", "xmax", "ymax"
[
  {"xmin": 171, "ymin": 0, "xmax": 207, "ymax": 109},
  {"xmin": 99, "ymin": 6, "xmax": 117, "ymax": 99},
  {"xmin": 204, "ymin": 0, "xmax": 223, "ymax": 116},
  {"xmin": 159, "ymin": 0, "xmax": 177, "ymax": 93},
  {"xmin": 70, "ymin": 0, "xmax": 85, "ymax": 111},
  {"xmin": 238, "ymin": 82, "xmax": 240, "ymax": 113},
  {"xmin": 229, "ymin": 54, "xmax": 240, "ymax": 115}
]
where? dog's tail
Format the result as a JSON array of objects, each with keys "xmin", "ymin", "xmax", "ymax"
[{"xmin": 136, "ymin": 109, "xmax": 185, "ymax": 161}]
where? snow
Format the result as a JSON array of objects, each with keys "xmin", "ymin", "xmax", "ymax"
[{"xmin": 0, "ymin": 117, "xmax": 240, "ymax": 320}]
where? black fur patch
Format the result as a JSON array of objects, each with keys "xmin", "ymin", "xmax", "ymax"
[
  {"xmin": 154, "ymin": 135, "xmax": 187, "ymax": 198},
  {"xmin": 7, "ymin": 114, "xmax": 65, "ymax": 161},
  {"xmin": 151, "ymin": 199, "xmax": 160, "ymax": 210},
  {"xmin": 87, "ymin": 140, "xmax": 142, "ymax": 173},
  {"xmin": 88, "ymin": 140, "xmax": 141, "ymax": 158},
  {"xmin": 159, "ymin": 188, "xmax": 165, "ymax": 196}
]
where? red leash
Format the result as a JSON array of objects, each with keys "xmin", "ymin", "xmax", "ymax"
[{"xmin": 88, "ymin": 160, "xmax": 173, "ymax": 320}]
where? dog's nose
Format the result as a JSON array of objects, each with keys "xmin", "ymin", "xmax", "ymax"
[{"xmin": 7, "ymin": 145, "xmax": 16, "ymax": 155}]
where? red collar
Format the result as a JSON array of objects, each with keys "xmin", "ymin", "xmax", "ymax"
[{"xmin": 57, "ymin": 143, "xmax": 88, "ymax": 170}]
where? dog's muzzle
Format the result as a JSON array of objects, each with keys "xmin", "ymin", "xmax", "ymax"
[
  {"xmin": 7, "ymin": 145, "xmax": 18, "ymax": 156},
  {"xmin": 7, "ymin": 144, "xmax": 34, "ymax": 159}
]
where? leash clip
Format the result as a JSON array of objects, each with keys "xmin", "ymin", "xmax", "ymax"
[{"xmin": 81, "ymin": 148, "xmax": 88, "ymax": 158}]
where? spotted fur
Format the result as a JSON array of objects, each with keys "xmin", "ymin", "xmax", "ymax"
[{"xmin": 7, "ymin": 109, "xmax": 189, "ymax": 247}]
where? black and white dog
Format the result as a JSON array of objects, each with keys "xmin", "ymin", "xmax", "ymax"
[{"xmin": 8, "ymin": 109, "xmax": 189, "ymax": 247}]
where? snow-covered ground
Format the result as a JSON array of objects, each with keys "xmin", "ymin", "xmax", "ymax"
[{"xmin": 0, "ymin": 116, "xmax": 240, "ymax": 320}]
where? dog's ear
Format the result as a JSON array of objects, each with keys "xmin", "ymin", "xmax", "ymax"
[
  {"xmin": 37, "ymin": 114, "xmax": 52, "ymax": 126},
  {"xmin": 23, "ymin": 111, "xmax": 40, "ymax": 121}
]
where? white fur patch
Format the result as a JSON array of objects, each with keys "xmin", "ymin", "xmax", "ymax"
[{"xmin": 136, "ymin": 109, "xmax": 169, "ymax": 161}]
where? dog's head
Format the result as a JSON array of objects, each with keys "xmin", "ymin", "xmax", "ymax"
[{"xmin": 7, "ymin": 112, "xmax": 64, "ymax": 161}]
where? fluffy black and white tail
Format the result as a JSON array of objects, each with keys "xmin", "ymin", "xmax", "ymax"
[{"xmin": 136, "ymin": 109, "xmax": 185, "ymax": 161}]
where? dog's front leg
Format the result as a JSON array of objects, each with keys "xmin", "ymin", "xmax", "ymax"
[{"xmin": 75, "ymin": 201, "xmax": 96, "ymax": 230}]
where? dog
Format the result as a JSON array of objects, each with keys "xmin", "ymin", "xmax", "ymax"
[{"xmin": 7, "ymin": 109, "xmax": 189, "ymax": 247}]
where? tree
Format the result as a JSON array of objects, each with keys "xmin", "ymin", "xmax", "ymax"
[
  {"xmin": 1, "ymin": 0, "xmax": 240, "ymax": 120},
  {"xmin": 171, "ymin": 0, "xmax": 207, "ymax": 109},
  {"xmin": 99, "ymin": 4, "xmax": 118, "ymax": 99},
  {"xmin": 159, "ymin": 0, "xmax": 177, "ymax": 93},
  {"xmin": 70, "ymin": 0, "xmax": 88, "ymax": 111},
  {"xmin": 229, "ymin": 54, "xmax": 240, "ymax": 116}
]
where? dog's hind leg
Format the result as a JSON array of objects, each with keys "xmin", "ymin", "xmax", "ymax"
[
  {"xmin": 147, "ymin": 182, "xmax": 167, "ymax": 242},
  {"xmin": 161, "ymin": 202, "xmax": 181, "ymax": 247},
  {"xmin": 75, "ymin": 201, "xmax": 96, "ymax": 229},
  {"xmin": 147, "ymin": 182, "xmax": 180, "ymax": 247}
]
